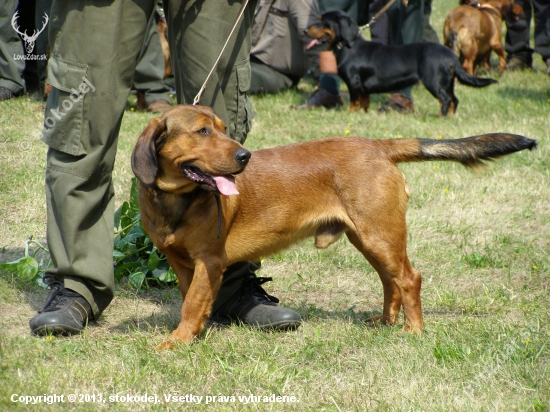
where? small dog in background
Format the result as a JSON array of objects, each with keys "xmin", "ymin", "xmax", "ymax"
[
  {"xmin": 444, "ymin": 0, "xmax": 523, "ymax": 75},
  {"xmin": 305, "ymin": 10, "xmax": 498, "ymax": 116}
]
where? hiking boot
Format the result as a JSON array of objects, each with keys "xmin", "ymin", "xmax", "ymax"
[
  {"xmin": 29, "ymin": 279, "xmax": 93, "ymax": 336},
  {"xmin": 379, "ymin": 93, "xmax": 414, "ymax": 113},
  {"xmin": 210, "ymin": 274, "xmax": 301, "ymax": 330},
  {"xmin": 506, "ymin": 56, "xmax": 531, "ymax": 71},
  {"xmin": 293, "ymin": 87, "xmax": 343, "ymax": 109},
  {"xmin": 0, "ymin": 87, "xmax": 21, "ymax": 101}
]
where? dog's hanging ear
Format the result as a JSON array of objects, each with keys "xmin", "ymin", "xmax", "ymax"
[
  {"xmin": 131, "ymin": 117, "xmax": 168, "ymax": 187},
  {"xmin": 339, "ymin": 13, "xmax": 359, "ymax": 48}
]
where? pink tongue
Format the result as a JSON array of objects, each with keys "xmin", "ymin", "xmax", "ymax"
[
  {"xmin": 213, "ymin": 175, "xmax": 239, "ymax": 195},
  {"xmin": 306, "ymin": 39, "xmax": 320, "ymax": 50}
]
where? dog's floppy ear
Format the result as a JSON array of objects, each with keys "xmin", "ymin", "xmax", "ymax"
[
  {"xmin": 131, "ymin": 117, "xmax": 168, "ymax": 186},
  {"xmin": 338, "ymin": 12, "xmax": 359, "ymax": 48}
]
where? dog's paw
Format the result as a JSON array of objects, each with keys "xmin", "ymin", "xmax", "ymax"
[
  {"xmin": 401, "ymin": 325, "xmax": 423, "ymax": 335},
  {"xmin": 365, "ymin": 314, "xmax": 384, "ymax": 325},
  {"xmin": 155, "ymin": 339, "xmax": 178, "ymax": 350},
  {"xmin": 365, "ymin": 314, "xmax": 400, "ymax": 326}
]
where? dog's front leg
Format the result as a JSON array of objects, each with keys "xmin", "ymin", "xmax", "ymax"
[
  {"xmin": 156, "ymin": 260, "xmax": 224, "ymax": 349},
  {"xmin": 492, "ymin": 41, "xmax": 506, "ymax": 73},
  {"xmin": 349, "ymin": 93, "xmax": 370, "ymax": 113}
]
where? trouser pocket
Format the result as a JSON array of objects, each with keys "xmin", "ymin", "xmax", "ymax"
[
  {"xmin": 233, "ymin": 60, "xmax": 255, "ymax": 144},
  {"xmin": 40, "ymin": 56, "xmax": 92, "ymax": 156}
]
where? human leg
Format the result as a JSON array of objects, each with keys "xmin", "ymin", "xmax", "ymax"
[
  {"xmin": 505, "ymin": 0, "xmax": 534, "ymax": 69},
  {"xmin": 30, "ymin": 0, "xmax": 156, "ymax": 334},
  {"xmin": 532, "ymin": 0, "xmax": 550, "ymax": 73},
  {"xmin": 249, "ymin": 57, "xmax": 296, "ymax": 94},
  {"xmin": 380, "ymin": 0, "xmax": 423, "ymax": 112},
  {"xmin": 134, "ymin": 10, "xmax": 172, "ymax": 112},
  {"xmin": 165, "ymin": 0, "xmax": 300, "ymax": 329},
  {"xmin": 0, "ymin": 0, "xmax": 25, "ymax": 99}
]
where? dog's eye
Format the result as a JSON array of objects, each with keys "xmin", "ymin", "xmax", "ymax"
[{"xmin": 196, "ymin": 127, "xmax": 211, "ymax": 136}]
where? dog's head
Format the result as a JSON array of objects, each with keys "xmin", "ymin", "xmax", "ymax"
[
  {"xmin": 305, "ymin": 10, "xmax": 359, "ymax": 51},
  {"xmin": 131, "ymin": 105, "xmax": 251, "ymax": 195}
]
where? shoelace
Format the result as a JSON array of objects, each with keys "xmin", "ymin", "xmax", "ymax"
[
  {"xmin": 38, "ymin": 281, "xmax": 79, "ymax": 313},
  {"xmin": 244, "ymin": 276, "xmax": 279, "ymax": 304}
]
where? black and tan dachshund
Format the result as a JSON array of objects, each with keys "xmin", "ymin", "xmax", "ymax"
[{"xmin": 306, "ymin": 10, "xmax": 498, "ymax": 116}]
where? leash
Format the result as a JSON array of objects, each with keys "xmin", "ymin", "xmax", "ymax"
[
  {"xmin": 193, "ymin": 0, "xmax": 250, "ymax": 105},
  {"xmin": 214, "ymin": 194, "xmax": 222, "ymax": 239},
  {"xmin": 359, "ymin": 0, "xmax": 397, "ymax": 31},
  {"xmin": 190, "ymin": 0, "xmax": 250, "ymax": 239}
]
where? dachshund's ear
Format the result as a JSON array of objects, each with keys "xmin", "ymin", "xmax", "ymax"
[
  {"xmin": 339, "ymin": 13, "xmax": 358, "ymax": 48},
  {"xmin": 131, "ymin": 117, "xmax": 167, "ymax": 186}
]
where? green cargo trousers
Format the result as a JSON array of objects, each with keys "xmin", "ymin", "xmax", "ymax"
[
  {"xmin": 0, "ymin": 0, "xmax": 25, "ymax": 95},
  {"xmin": 386, "ymin": 0, "xmax": 424, "ymax": 100},
  {"xmin": 41, "ymin": 0, "xmax": 256, "ymax": 319},
  {"xmin": 133, "ymin": 8, "xmax": 171, "ymax": 107}
]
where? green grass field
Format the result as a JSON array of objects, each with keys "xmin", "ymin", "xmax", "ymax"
[{"xmin": 1, "ymin": 2, "xmax": 549, "ymax": 410}]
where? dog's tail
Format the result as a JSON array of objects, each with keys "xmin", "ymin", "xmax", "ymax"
[
  {"xmin": 454, "ymin": 62, "xmax": 498, "ymax": 87},
  {"xmin": 383, "ymin": 133, "xmax": 537, "ymax": 168}
]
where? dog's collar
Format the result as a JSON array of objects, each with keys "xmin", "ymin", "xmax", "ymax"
[
  {"xmin": 477, "ymin": 4, "xmax": 501, "ymax": 17},
  {"xmin": 335, "ymin": 30, "xmax": 361, "ymax": 50}
]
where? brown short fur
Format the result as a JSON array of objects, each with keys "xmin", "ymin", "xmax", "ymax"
[
  {"xmin": 444, "ymin": 0, "xmax": 523, "ymax": 75},
  {"xmin": 131, "ymin": 105, "xmax": 536, "ymax": 349}
]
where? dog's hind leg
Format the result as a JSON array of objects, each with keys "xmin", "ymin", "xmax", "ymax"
[
  {"xmin": 347, "ymin": 230, "xmax": 423, "ymax": 333},
  {"xmin": 444, "ymin": 78, "xmax": 459, "ymax": 115},
  {"xmin": 425, "ymin": 77, "xmax": 457, "ymax": 116},
  {"xmin": 343, "ymin": 167, "xmax": 423, "ymax": 333}
]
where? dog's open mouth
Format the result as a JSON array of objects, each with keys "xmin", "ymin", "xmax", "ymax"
[
  {"xmin": 182, "ymin": 166, "xmax": 239, "ymax": 195},
  {"xmin": 306, "ymin": 33, "xmax": 331, "ymax": 50}
]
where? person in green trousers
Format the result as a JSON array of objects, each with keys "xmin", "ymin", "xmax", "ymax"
[
  {"xmin": 0, "ymin": 0, "xmax": 25, "ymax": 100},
  {"xmin": 133, "ymin": 5, "xmax": 172, "ymax": 113},
  {"xmin": 379, "ymin": 0, "xmax": 425, "ymax": 112},
  {"xmin": 30, "ymin": 0, "xmax": 301, "ymax": 336}
]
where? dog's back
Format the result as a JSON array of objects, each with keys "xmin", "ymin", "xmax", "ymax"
[{"xmin": 444, "ymin": 0, "xmax": 520, "ymax": 74}]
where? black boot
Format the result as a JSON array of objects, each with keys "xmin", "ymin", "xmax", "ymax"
[
  {"xmin": 210, "ymin": 274, "xmax": 301, "ymax": 330},
  {"xmin": 293, "ymin": 87, "xmax": 343, "ymax": 109},
  {"xmin": 29, "ymin": 279, "xmax": 93, "ymax": 336}
]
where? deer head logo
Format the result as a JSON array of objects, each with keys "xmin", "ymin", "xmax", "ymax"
[{"xmin": 12, "ymin": 11, "xmax": 49, "ymax": 54}]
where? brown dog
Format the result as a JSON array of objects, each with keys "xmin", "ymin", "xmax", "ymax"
[
  {"xmin": 131, "ymin": 105, "xmax": 536, "ymax": 349},
  {"xmin": 444, "ymin": 0, "xmax": 523, "ymax": 75}
]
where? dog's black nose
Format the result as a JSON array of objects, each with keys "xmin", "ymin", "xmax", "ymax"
[{"xmin": 234, "ymin": 149, "xmax": 251, "ymax": 165}]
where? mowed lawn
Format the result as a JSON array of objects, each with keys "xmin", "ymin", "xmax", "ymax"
[{"xmin": 1, "ymin": 1, "xmax": 549, "ymax": 410}]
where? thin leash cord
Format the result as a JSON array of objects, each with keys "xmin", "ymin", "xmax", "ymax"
[
  {"xmin": 215, "ymin": 194, "xmax": 222, "ymax": 239},
  {"xmin": 193, "ymin": 0, "xmax": 250, "ymax": 105},
  {"xmin": 359, "ymin": 0, "xmax": 397, "ymax": 30},
  {"xmin": 191, "ymin": 0, "xmax": 250, "ymax": 239}
]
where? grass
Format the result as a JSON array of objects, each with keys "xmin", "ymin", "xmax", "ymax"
[{"xmin": 1, "ymin": 1, "xmax": 550, "ymax": 410}]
